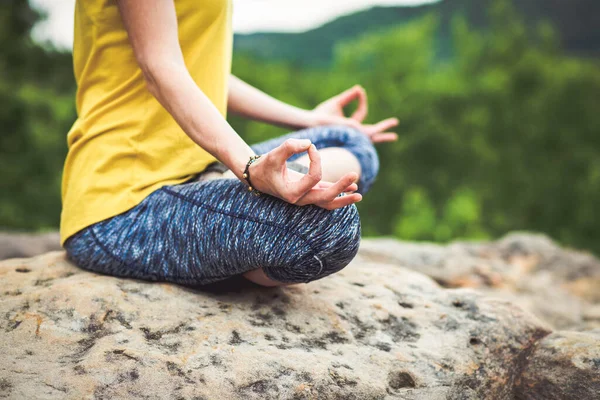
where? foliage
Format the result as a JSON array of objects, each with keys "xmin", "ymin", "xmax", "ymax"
[
  {"xmin": 394, "ymin": 187, "xmax": 488, "ymax": 242},
  {"xmin": 0, "ymin": 0, "xmax": 75, "ymax": 231},
  {"xmin": 232, "ymin": 0, "xmax": 600, "ymax": 251},
  {"xmin": 234, "ymin": 0, "xmax": 600, "ymax": 67},
  {"xmin": 2, "ymin": 0, "xmax": 600, "ymax": 255}
]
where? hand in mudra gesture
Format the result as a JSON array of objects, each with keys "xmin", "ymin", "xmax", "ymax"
[
  {"xmin": 311, "ymin": 85, "xmax": 399, "ymax": 144},
  {"xmin": 248, "ymin": 138, "xmax": 362, "ymax": 210}
]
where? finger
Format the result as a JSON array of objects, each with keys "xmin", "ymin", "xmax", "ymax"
[
  {"xmin": 299, "ymin": 172, "xmax": 358, "ymax": 204},
  {"xmin": 297, "ymin": 187, "xmax": 363, "ymax": 209},
  {"xmin": 315, "ymin": 181, "xmax": 358, "ymax": 193},
  {"xmin": 272, "ymin": 138, "xmax": 312, "ymax": 164},
  {"xmin": 320, "ymin": 193, "xmax": 363, "ymax": 210},
  {"xmin": 371, "ymin": 133, "xmax": 399, "ymax": 143},
  {"xmin": 325, "ymin": 172, "xmax": 358, "ymax": 201},
  {"xmin": 290, "ymin": 169, "xmax": 357, "ymax": 192},
  {"xmin": 315, "ymin": 181, "xmax": 333, "ymax": 189},
  {"xmin": 290, "ymin": 144, "xmax": 322, "ymax": 199},
  {"xmin": 335, "ymin": 85, "xmax": 361, "ymax": 107},
  {"xmin": 344, "ymin": 182, "xmax": 359, "ymax": 192},
  {"xmin": 322, "ymin": 172, "xmax": 360, "ymax": 201},
  {"xmin": 332, "ymin": 117, "xmax": 365, "ymax": 134},
  {"xmin": 350, "ymin": 85, "xmax": 368, "ymax": 122},
  {"xmin": 365, "ymin": 117, "xmax": 399, "ymax": 135}
]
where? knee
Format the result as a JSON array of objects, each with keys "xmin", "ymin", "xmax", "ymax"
[
  {"xmin": 328, "ymin": 125, "xmax": 380, "ymax": 194},
  {"xmin": 312, "ymin": 204, "xmax": 361, "ymax": 281},
  {"xmin": 263, "ymin": 204, "xmax": 361, "ymax": 284}
]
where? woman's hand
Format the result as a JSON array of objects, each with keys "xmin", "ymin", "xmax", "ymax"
[
  {"xmin": 248, "ymin": 138, "xmax": 362, "ymax": 210},
  {"xmin": 310, "ymin": 85, "xmax": 399, "ymax": 144}
]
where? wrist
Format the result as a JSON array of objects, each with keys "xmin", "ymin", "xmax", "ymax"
[
  {"xmin": 297, "ymin": 109, "xmax": 319, "ymax": 128},
  {"xmin": 242, "ymin": 155, "xmax": 263, "ymax": 196},
  {"xmin": 218, "ymin": 145, "xmax": 256, "ymax": 181},
  {"xmin": 281, "ymin": 108, "xmax": 318, "ymax": 130}
]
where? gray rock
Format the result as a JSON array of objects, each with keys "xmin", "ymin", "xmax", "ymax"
[
  {"xmin": 515, "ymin": 331, "xmax": 600, "ymax": 400},
  {"xmin": 1, "ymin": 251, "xmax": 552, "ymax": 399},
  {"xmin": 359, "ymin": 232, "xmax": 600, "ymax": 330},
  {"xmin": 0, "ymin": 231, "xmax": 61, "ymax": 261}
]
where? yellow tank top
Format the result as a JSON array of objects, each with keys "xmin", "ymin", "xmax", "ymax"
[{"xmin": 60, "ymin": 0, "xmax": 233, "ymax": 245}]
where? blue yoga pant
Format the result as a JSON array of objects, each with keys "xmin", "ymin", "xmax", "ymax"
[{"xmin": 64, "ymin": 125, "xmax": 380, "ymax": 285}]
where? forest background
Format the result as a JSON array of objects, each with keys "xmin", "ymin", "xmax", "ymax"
[{"xmin": 2, "ymin": 0, "xmax": 599, "ymax": 254}]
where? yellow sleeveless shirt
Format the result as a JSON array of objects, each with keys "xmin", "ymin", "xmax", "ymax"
[{"xmin": 60, "ymin": 0, "xmax": 233, "ymax": 245}]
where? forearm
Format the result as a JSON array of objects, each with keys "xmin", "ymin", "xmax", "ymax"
[
  {"xmin": 228, "ymin": 75, "xmax": 315, "ymax": 129},
  {"xmin": 145, "ymin": 62, "xmax": 253, "ymax": 179}
]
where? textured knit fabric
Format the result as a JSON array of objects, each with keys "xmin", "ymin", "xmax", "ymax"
[
  {"xmin": 60, "ymin": 0, "xmax": 233, "ymax": 245},
  {"xmin": 64, "ymin": 125, "xmax": 379, "ymax": 285}
]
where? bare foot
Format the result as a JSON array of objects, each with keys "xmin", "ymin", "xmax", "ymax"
[{"xmin": 242, "ymin": 267, "xmax": 296, "ymax": 287}]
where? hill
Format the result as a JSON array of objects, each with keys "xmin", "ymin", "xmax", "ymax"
[{"xmin": 233, "ymin": 0, "xmax": 600, "ymax": 67}]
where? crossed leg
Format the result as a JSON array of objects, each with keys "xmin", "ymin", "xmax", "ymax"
[{"xmin": 241, "ymin": 125, "xmax": 378, "ymax": 286}]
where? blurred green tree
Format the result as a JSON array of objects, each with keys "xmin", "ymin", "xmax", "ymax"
[
  {"xmin": 0, "ymin": 0, "xmax": 76, "ymax": 231},
  {"xmin": 232, "ymin": 0, "xmax": 600, "ymax": 251}
]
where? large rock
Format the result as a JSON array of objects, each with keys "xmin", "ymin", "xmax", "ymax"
[
  {"xmin": 0, "ymin": 232, "xmax": 60, "ymax": 261},
  {"xmin": 515, "ymin": 331, "xmax": 600, "ymax": 400},
  {"xmin": 359, "ymin": 233, "xmax": 600, "ymax": 330},
  {"xmin": 3, "ymin": 231, "xmax": 599, "ymax": 330},
  {"xmin": 1, "ymin": 251, "xmax": 554, "ymax": 399}
]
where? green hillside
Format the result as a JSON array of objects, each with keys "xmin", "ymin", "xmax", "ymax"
[{"xmin": 233, "ymin": 0, "xmax": 600, "ymax": 66}]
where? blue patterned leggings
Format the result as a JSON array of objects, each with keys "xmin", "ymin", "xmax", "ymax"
[{"xmin": 64, "ymin": 125, "xmax": 379, "ymax": 285}]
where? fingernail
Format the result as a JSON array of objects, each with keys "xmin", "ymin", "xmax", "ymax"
[{"xmin": 299, "ymin": 139, "xmax": 311, "ymax": 146}]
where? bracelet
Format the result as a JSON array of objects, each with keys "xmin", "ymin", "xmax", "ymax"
[{"xmin": 242, "ymin": 155, "xmax": 263, "ymax": 196}]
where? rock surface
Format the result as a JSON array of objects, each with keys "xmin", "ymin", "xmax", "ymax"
[
  {"xmin": 515, "ymin": 331, "xmax": 600, "ymax": 400},
  {"xmin": 2, "ymin": 231, "xmax": 599, "ymax": 330},
  {"xmin": 0, "ymin": 251, "xmax": 552, "ymax": 399},
  {"xmin": 1, "ymin": 233, "xmax": 599, "ymax": 399},
  {"xmin": 0, "ymin": 232, "xmax": 60, "ymax": 261},
  {"xmin": 359, "ymin": 232, "xmax": 600, "ymax": 331}
]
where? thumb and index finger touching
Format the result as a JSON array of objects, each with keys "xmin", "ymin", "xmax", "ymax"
[
  {"xmin": 271, "ymin": 139, "xmax": 360, "ymax": 206},
  {"xmin": 272, "ymin": 139, "xmax": 322, "ymax": 199},
  {"xmin": 332, "ymin": 85, "xmax": 402, "ymax": 142},
  {"xmin": 335, "ymin": 84, "xmax": 369, "ymax": 123}
]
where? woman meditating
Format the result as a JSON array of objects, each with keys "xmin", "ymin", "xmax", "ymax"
[{"xmin": 61, "ymin": 0, "xmax": 398, "ymax": 287}]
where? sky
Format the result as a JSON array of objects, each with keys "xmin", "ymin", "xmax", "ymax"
[{"xmin": 30, "ymin": 0, "xmax": 436, "ymax": 49}]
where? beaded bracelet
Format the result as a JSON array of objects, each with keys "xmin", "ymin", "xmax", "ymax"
[{"xmin": 242, "ymin": 155, "xmax": 263, "ymax": 196}]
